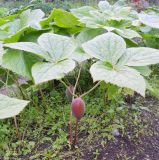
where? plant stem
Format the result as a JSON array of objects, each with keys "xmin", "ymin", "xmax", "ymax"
[
  {"xmin": 73, "ymin": 66, "xmax": 82, "ymax": 98},
  {"xmin": 14, "ymin": 116, "xmax": 21, "ymax": 140},
  {"xmin": 9, "ymin": 73, "xmax": 26, "ymax": 99},
  {"xmin": 0, "ymin": 79, "xmax": 5, "ymax": 85},
  {"xmin": 70, "ymin": 66, "xmax": 82, "ymax": 147},
  {"xmin": 104, "ymin": 90, "xmax": 108, "ymax": 110},
  {"xmin": 39, "ymin": 88, "xmax": 48, "ymax": 110},
  {"xmin": 73, "ymin": 119, "xmax": 79, "ymax": 146},
  {"xmin": 60, "ymin": 80, "xmax": 78, "ymax": 98},
  {"xmin": 69, "ymin": 111, "xmax": 73, "ymax": 145},
  {"xmin": 80, "ymin": 81, "xmax": 101, "ymax": 98}
]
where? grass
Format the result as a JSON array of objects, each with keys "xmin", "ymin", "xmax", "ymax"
[{"xmin": 0, "ymin": 82, "xmax": 148, "ymax": 159}]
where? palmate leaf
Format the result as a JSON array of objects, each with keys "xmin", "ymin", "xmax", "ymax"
[
  {"xmin": 71, "ymin": 47, "xmax": 91, "ymax": 63},
  {"xmin": 71, "ymin": 6, "xmax": 95, "ymax": 19},
  {"xmin": 132, "ymin": 66, "xmax": 151, "ymax": 77},
  {"xmin": 2, "ymin": 49, "xmax": 40, "ymax": 79},
  {"xmin": 52, "ymin": 9, "xmax": 80, "ymax": 28},
  {"xmin": 4, "ymin": 42, "xmax": 48, "ymax": 60},
  {"xmin": 37, "ymin": 33, "xmax": 76, "ymax": 62},
  {"xmin": 4, "ymin": 33, "xmax": 76, "ymax": 84},
  {"xmin": 72, "ymin": 28, "xmax": 104, "ymax": 63},
  {"xmin": 0, "ymin": 42, "xmax": 4, "ymax": 65},
  {"xmin": 41, "ymin": 8, "xmax": 83, "ymax": 29},
  {"xmin": 71, "ymin": 1, "xmax": 140, "ymax": 39},
  {"xmin": 118, "ymin": 48, "xmax": 159, "ymax": 66},
  {"xmin": 82, "ymin": 32, "xmax": 159, "ymax": 96},
  {"xmin": 98, "ymin": 0, "xmax": 111, "ymax": 11},
  {"xmin": 82, "ymin": 32, "xmax": 126, "ymax": 64},
  {"xmin": 32, "ymin": 60, "xmax": 75, "ymax": 84},
  {"xmin": 2, "ymin": 32, "xmax": 45, "ymax": 79},
  {"xmin": 20, "ymin": 9, "xmax": 44, "ymax": 29},
  {"xmin": 115, "ymin": 29, "xmax": 141, "ymax": 39},
  {"xmin": 90, "ymin": 61, "xmax": 145, "ymax": 96},
  {"xmin": 0, "ymin": 9, "xmax": 45, "ymax": 42},
  {"xmin": 139, "ymin": 13, "xmax": 159, "ymax": 29},
  {"xmin": 0, "ymin": 94, "xmax": 29, "ymax": 119}
]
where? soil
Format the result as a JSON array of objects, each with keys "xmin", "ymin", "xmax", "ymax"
[
  {"xmin": 2, "ymin": 96, "xmax": 159, "ymax": 160},
  {"xmin": 60, "ymin": 96, "xmax": 159, "ymax": 160}
]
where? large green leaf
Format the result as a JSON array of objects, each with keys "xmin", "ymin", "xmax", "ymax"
[
  {"xmin": 115, "ymin": 29, "xmax": 141, "ymax": 39},
  {"xmin": 76, "ymin": 28, "xmax": 105, "ymax": 43},
  {"xmin": 0, "ymin": 9, "xmax": 45, "ymax": 42},
  {"xmin": 0, "ymin": 42, "xmax": 4, "ymax": 65},
  {"xmin": 90, "ymin": 61, "xmax": 145, "ymax": 96},
  {"xmin": 98, "ymin": 0, "xmax": 111, "ymax": 11},
  {"xmin": 37, "ymin": 33, "xmax": 76, "ymax": 62},
  {"xmin": 52, "ymin": 9, "xmax": 80, "ymax": 28},
  {"xmin": 119, "ymin": 47, "xmax": 159, "ymax": 66},
  {"xmin": 71, "ymin": 1, "xmax": 131, "ymax": 22},
  {"xmin": 0, "ymin": 94, "xmax": 29, "ymax": 119},
  {"xmin": 71, "ymin": 6, "xmax": 95, "ymax": 19},
  {"xmin": 4, "ymin": 42, "xmax": 48, "ymax": 59},
  {"xmin": 4, "ymin": 33, "xmax": 76, "ymax": 84},
  {"xmin": 2, "ymin": 49, "xmax": 40, "ymax": 79},
  {"xmin": 139, "ymin": 13, "xmax": 159, "ymax": 29},
  {"xmin": 132, "ymin": 66, "xmax": 151, "ymax": 77},
  {"xmin": 71, "ymin": 1, "xmax": 138, "ymax": 39},
  {"xmin": 82, "ymin": 32, "xmax": 126, "ymax": 64},
  {"xmin": 32, "ymin": 60, "xmax": 75, "ymax": 84},
  {"xmin": 4, "ymin": 33, "xmax": 76, "ymax": 62},
  {"xmin": 72, "ymin": 28, "xmax": 104, "ymax": 62},
  {"xmin": 83, "ymin": 32, "xmax": 159, "ymax": 96},
  {"xmin": 20, "ymin": 9, "xmax": 44, "ymax": 29},
  {"xmin": 71, "ymin": 47, "xmax": 91, "ymax": 63}
]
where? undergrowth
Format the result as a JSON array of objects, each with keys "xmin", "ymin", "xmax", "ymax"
[{"xmin": 0, "ymin": 84, "xmax": 146, "ymax": 159}]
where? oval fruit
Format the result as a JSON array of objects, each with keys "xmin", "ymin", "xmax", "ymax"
[{"xmin": 71, "ymin": 97, "xmax": 85, "ymax": 120}]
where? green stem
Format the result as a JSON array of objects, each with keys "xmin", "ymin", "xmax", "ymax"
[
  {"xmin": 39, "ymin": 88, "xmax": 48, "ymax": 110},
  {"xmin": 104, "ymin": 90, "xmax": 108, "ymax": 111},
  {"xmin": 73, "ymin": 119, "xmax": 79, "ymax": 146},
  {"xmin": 9, "ymin": 73, "xmax": 26, "ymax": 99},
  {"xmin": 73, "ymin": 66, "xmax": 82, "ymax": 98},
  {"xmin": 80, "ymin": 81, "xmax": 101, "ymax": 98},
  {"xmin": 70, "ymin": 66, "xmax": 82, "ymax": 147},
  {"xmin": 14, "ymin": 116, "xmax": 21, "ymax": 140},
  {"xmin": 60, "ymin": 80, "xmax": 78, "ymax": 98},
  {"xmin": 69, "ymin": 111, "xmax": 73, "ymax": 146}
]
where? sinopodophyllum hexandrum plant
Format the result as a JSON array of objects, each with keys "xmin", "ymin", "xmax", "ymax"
[
  {"xmin": 4, "ymin": 33, "xmax": 76, "ymax": 84},
  {"xmin": 3, "ymin": 32, "xmax": 159, "ymax": 146},
  {"xmin": 0, "ymin": 43, "xmax": 29, "ymax": 120},
  {"xmin": 0, "ymin": 94, "xmax": 29, "ymax": 119},
  {"xmin": 0, "ymin": 42, "xmax": 29, "ymax": 128},
  {"xmin": 82, "ymin": 32, "xmax": 159, "ymax": 97},
  {"xmin": 0, "ymin": 9, "xmax": 45, "ymax": 43},
  {"xmin": 0, "ymin": 0, "xmax": 159, "ymax": 148},
  {"xmin": 71, "ymin": 0, "xmax": 141, "ymax": 40}
]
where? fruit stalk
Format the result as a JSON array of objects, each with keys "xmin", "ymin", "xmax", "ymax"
[
  {"xmin": 70, "ymin": 66, "xmax": 82, "ymax": 146},
  {"xmin": 73, "ymin": 118, "xmax": 79, "ymax": 146}
]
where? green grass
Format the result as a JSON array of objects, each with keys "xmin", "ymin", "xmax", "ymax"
[{"xmin": 0, "ymin": 83, "xmax": 145, "ymax": 159}]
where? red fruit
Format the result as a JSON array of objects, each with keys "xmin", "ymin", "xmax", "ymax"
[{"xmin": 71, "ymin": 97, "xmax": 85, "ymax": 120}]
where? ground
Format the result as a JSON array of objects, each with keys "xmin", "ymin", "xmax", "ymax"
[{"xmin": 0, "ymin": 90, "xmax": 159, "ymax": 160}]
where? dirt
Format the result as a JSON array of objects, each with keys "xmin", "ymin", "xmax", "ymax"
[
  {"xmin": 3, "ymin": 96, "xmax": 159, "ymax": 160},
  {"xmin": 60, "ymin": 96, "xmax": 159, "ymax": 160}
]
